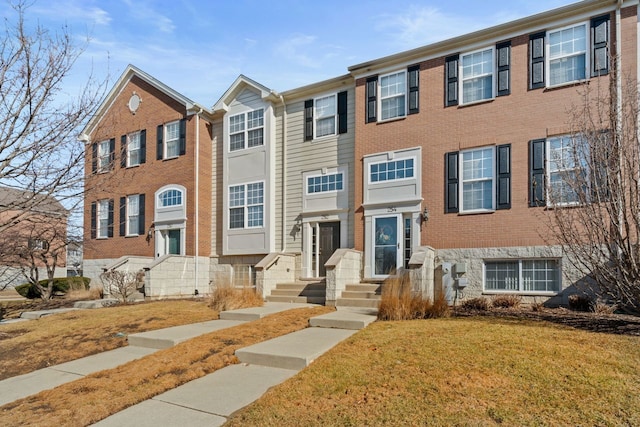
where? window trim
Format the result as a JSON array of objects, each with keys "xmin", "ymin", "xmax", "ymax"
[
  {"xmin": 164, "ymin": 120, "xmax": 181, "ymax": 159},
  {"xmin": 483, "ymin": 259, "xmax": 561, "ymax": 294},
  {"xmin": 228, "ymin": 108, "xmax": 265, "ymax": 152},
  {"xmin": 313, "ymin": 93, "xmax": 337, "ymax": 139},
  {"xmin": 459, "ymin": 147, "xmax": 496, "ymax": 213},
  {"xmin": 378, "ymin": 70, "xmax": 407, "ymax": 122},
  {"xmin": 306, "ymin": 172, "xmax": 344, "ymax": 195},
  {"xmin": 459, "ymin": 46, "xmax": 495, "ymax": 105},
  {"xmin": 97, "ymin": 199, "xmax": 110, "ymax": 239},
  {"xmin": 157, "ymin": 188, "xmax": 183, "ymax": 208},
  {"xmin": 228, "ymin": 181, "xmax": 265, "ymax": 230},
  {"xmin": 369, "ymin": 156, "xmax": 416, "ymax": 185},
  {"xmin": 546, "ymin": 21, "xmax": 589, "ymax": 88},
  {"xmin": 126, "ymin": 194, "xmax": 140, "ymax": 236},
  {"xmin": 545, "ymin": 134, "xmax": 588, "ymax": 207},
  {"xmin": 127, "ymin": 131, "xmax": 141, "ymax": 167},
  {"xmin": 97, "ymin": 140, "xmax": 111, "ymax": 172}
]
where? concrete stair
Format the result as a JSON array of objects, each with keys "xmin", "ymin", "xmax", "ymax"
[
  {"xmin": 336, "ymin": 283, "xmax": 382, "ymax": 308},
  {"xmin": 265, "ymin": 280, "xmax": 326, "ymax": 304}
]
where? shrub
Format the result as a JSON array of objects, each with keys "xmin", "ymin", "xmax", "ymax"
[
  {"xmin": 568, "ymin": 294, "xmax": 592, "ymax": 312},
  {"xmin": 491, "ymin": 294, "xmax": 522, "ymax": 309},
  {"xmin": 209, "ymin": 281, "xmax": 263, "ymax": 312},
  {"xmin": 377, "ymin": 275, "xmax": 449, "ymax": 321},
  {"xmin": 100, "ymin": 271, "xmax": 139, "ymax": 304},
  {"xmin": 14, "ymin": 277, "xmax": 91, "ymax": 299},
  {"xmin": 592, "ymin": 300, "xmax": 617, "ymax": 314},
  {"xmin": 460, "ymin": 297, "xmax": 490, "ymax": 311},
  {"xmin": 530, "ymin": 301, "xmax": 545, "ymax": 312}
]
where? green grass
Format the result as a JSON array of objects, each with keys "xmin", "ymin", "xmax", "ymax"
[{"xmin": 227, "ymin": 316, "xmax": 640, "ymax": 426}]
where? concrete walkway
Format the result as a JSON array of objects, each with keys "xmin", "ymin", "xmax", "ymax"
[{"xmin": 0, "ymin": 303, "xmax": 377, "ymax": 425}]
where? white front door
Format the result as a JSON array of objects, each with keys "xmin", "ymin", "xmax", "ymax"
[{"xmin": 373, "ymin": 215, "xmax": 402, "ymax": 277}]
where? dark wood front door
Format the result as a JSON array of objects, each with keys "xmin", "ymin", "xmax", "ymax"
[{"xmin": 318, "ymin": 222, "xmax": 340, "ymax": 276}]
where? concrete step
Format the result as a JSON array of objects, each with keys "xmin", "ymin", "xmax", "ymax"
[
  {"xmin": 265, "ymin": 295, "xmax": 325, "ymax": 304},
  {"xmin": 235, "ymin": 327, "xmax": 356, "ymax": 370},
  {"xmin": 345, "ymin": 283, "xmax": 381, "ymax": 293},
  {"xmin": 20, "ymin": 308, "xmax": 79, "ymax": 319},
  {"xmin": 335, "ymin": 298, "xmax": 381, "ymax": 309},
  {"xmin": 127, "ymin": 320, "xmax": 247, "ymax": 349},
  {"xmin": 309, "ymin": 309, "xmax": 377, "ymax": 330},
  {"xmin": 340, "ymin": 291, "xmax": 381, "ymax": 299},
  {"xmin": 274, "ymin": 282, "xmax": 326, "ymax": 291},
  {"xmin": 270, "ymin": 289, "xmax": 326, "ymax": 297},
  {"xmin": 219, "ymin": 302, "xmax": 313, "ymax": 321}
]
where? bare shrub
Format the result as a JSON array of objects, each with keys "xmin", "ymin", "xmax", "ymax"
[
  {"xmin": 531, "ymin": 301, "xmax": 545, "ymax": 312},
  {"xmin": 568, "ymin": 294, "xmax": 592, "ymax": 312},
  {"xmin": 209, "ymin": 280, "xmax": 263, "ymax": 312},
  {"xmin": 460, "ymin": 297, "xmax": 490, "ymax": 311},
  {"xmin": 378, "ymin": 275, "xmax": 449, "ymax": 321},
  {"xmin": 100, "ymin": 271, "xmax": 139, "ymax": 304},
  {"xmin": 593, "ymin": 299, "xmax": 617, "ymax": 315},
  {"xmin": 491, "ymin": 294, "xmax": 522, "ymax": 309}
]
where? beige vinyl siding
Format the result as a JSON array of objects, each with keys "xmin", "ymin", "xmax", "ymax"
[
  {"xmin": 274, "ymin": 103, "xmax": 284, "ymax": 252},
  {"xmin": 211, "ymin": 116, "xmax": 223, "ymax": 256}
]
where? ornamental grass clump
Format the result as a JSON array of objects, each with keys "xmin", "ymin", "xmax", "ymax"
[
  {"xmin": 460, "ymin": 296, "xmax": 490, "ymax": 311},
  {"xmin": 208, "ymin": 279, "xmax": 263, "ymax": 312},
  {"xmin": 491, "ymin": 294, "xmax": 522, "ymax": 309},
  {"xmin": 378, "ymin": 274, "xmax": 449, "ymax": 321}
]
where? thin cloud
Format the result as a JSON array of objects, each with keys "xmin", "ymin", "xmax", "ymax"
[
  {"xmin": 274, "ymin": 34, "xmax": 319, "ymax": 68},
  {"xmin": 31, "ymin": 1, "xmax": 111, "ymax": 26},
  {"xmin": 121, "ymin": 0, "xmax": 176, "ymax": 34}
]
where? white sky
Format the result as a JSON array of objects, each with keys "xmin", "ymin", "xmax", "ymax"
[{"xmin": 2, "ymin": 0, "xmax": 575, "ymax": 108}]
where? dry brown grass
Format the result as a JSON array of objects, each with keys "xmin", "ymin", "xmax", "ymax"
[
  {"xmin": 208, "ymin": 281, "xmax": 263, "ymax": 312},
  {"xmin": 0, "ymin": 305, "xmax": 332, "ymax": 427},
  {"xmin": 227, "ymin": 317, "xmax": 640, "ymax": 426},
  {"xmin": 377, "ymin": 275, "xmax": 449, "ymax": 321},
  {"xmin": 0, "ymin": 300, "xmax": 217, "ymax": 380}
]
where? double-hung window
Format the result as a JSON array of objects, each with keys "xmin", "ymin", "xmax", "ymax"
[
  {"xmin": 461, "ymin": 147, "xmax": 495, "ymax": 212},
  {"xmin": 314, "ymin": 94, "xmax": 336, "ymax": 138},
  {"xmin": 229, "ymin": 182, "xmax": 264, "ymax": 229},
  {"xmin": 461, "ymin": 48, "xmax": 494, "ymax": 104},
  {"xmin": 485, "ymin": 259, "xmax": 560, "ymax": 293},
  {"xmin": 98, "ymin": 199, "xmax": 109, "ymax": 238},
  {"xmin": 307, "ymin": 172, "xmax": 344, "ymax": 194},
  {"xmin": 548, "ymin": 23, "xmax": 587, "ymax": 86},
  {"xmin": 379, "ymin": 71, "xmax": 406, "ymax": 121},
  {"xmin": 547, "ymin": 135, "xmax": 587, "ymax": 205},
  {"xmin": 164, "ymin": 121, "xmax": 180, "ymax": 158},
  {"xmin": 127, "ymin": 195, "xmax": 140, "ymax": 236},
  {"xmin": 229, "ymin": 109, "xmax": 264, "ymax": 151},
  {"xmin": 98, "ymin": 140, "xmax": 111, "ymax": 172},
  {"xmin": 370, "ymin": 158, "xmax": 414, "ymax": 183},
  {"xmin": 127, "ymin": 132, "xmax": 141, "ymax": 167}
]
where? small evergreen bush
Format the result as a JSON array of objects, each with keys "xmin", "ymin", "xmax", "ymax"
[{"xmin": 15, "ymin": 277, "xmax": 91, "ymax": 299}]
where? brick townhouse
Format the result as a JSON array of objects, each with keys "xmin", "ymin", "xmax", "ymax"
[{"xmin": 83, "ymin": 0, "xmax": 638, "ymax": 305}]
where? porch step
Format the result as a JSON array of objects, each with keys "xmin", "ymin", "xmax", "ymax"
[
  {"xmin": 345, "ymin": 283, "xmax": 381, "ymax": 293},
  {"xmin": 336, "ymin": 283, "xmax": 382, "ymax": 308},
  {"xmin": 335, "ymin": 298, "xmax": 380, "ymax": 309},
  {"xmin": 265, "ymin": 281, "xmax": 326, "ymax": 305}
]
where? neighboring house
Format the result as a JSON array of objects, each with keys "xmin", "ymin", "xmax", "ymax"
[
  {"xmin": 82, "ymin": 0, "xmax": 638, "ymax": 305},
  {"xmin": 66, "ymin": 240, "xmax": 83, "ymax": 277},
  {"xmin": 0, "ymin": 187, "xmax": 68, "ymax": 288}
]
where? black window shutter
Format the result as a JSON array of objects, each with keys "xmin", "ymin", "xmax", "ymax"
[
  {"xmin": 337, "ymin": 91, "xmax": 348, "ymax": 134},
  {"xmin": 138, "ymin": 194, "xmax": 146, "ymax": 235},
  {"xmin": 591, "ymin": 131, "xmax": 610, "ymax": 202},
  {"xmin": 445, "ymin": 55, "xmax": 459, "ymax": 107},
  {"xmin": 179, "ymin": 118, "xmax": 187, "ymax": 155},
  {"xmin": 109, "ymin": 138, "xmax": 116, "ymax": 168},
  {"xmin": 140, "ymin": 129, "xmax": 147, "ymax": 164},
  {"xmin": 496, "ymin": 144, "xmax": 511, "ymax": 209},
  {"xmin": 91, "ymin": 143, "xmax": 97, "ymax": 173},
  {"xmin": 496, "ymin": 42, "xmax": 511, "ymax": 97},
  {"xmin": 408, "ymin": 65, "xmax": 420, "ymax": 114},
  {"xmin": 119, "ymin": 196, "xmax": 126, "ymax": 236},
  {"xmin": 157, "ymin": 124, "xmax": 164, "ymax": 160},
  {"xmin": 120, "ymin": 135, "xmax": 127, "ymax": 168},
  {"xmin": 107, "ymin": 199, "xmax": 114, "ymax": 238},
  {"xmin": 529, "ymin": 32, "xmax": 545, "ymax": 89},
  {"xmin": 445, "ymin": 151, "xmax": 459, "ymax": 213},
  {"xmin": 529, "ymin": 139, "xmax": 546, "ymax": 206},
  {"xmin": 90, "ymin": 202, "xmax": 97, "ymax": 239},
  {"xmin": 365, "ymin": 76, "xmax": 377, "ymax": 123},
  {"xmin": 304, "ymin": 99, "xmax": 314, "ymax": 141},
  {"xmin": 591, "ymin": 15, "xmax": 610, "ymax": 76}
]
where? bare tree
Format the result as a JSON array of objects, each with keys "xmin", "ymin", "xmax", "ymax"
[
  {"xmin": 542, "ymin": 62, "xmax": 640, "ymax": 314},
  {"xmin": 99, "ymin": 270, "xmax": 141, "ymax": 304}
]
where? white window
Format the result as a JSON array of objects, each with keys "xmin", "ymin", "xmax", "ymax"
[
  {"xmin": 314, "ymin": 94, "xmax": 336, "ymax": 138},
  {"xmin": 307, "ymin": 173, "xmax": 344, "ymax": 194},
  {"xmin": 547, "ymin": 135, "xmax": 587, "ymax": 206},
  {"xmin": 164, "ymin": 121, "xmax": 180, "ymax": 158},
  {"xmin": 127, "ymin": 132, "xmax": 141, "ymax": 167},
  {"xmin": 97, "ymin": 199, "xmax": 109, "ymax": 238},
  {"xmin": 485, "ymin": 259, "xmax": 560, "ymax": 293},
  {"xmin": 229, "ymin": 182, "xmax": 264, "ymax": 229},
  {"xmin": 98, "ymin": 140, "xmax": 110, "ymax": 172},
  {"xmin": 127, "ymin": 195, "xmax": 140, "ymax": 236},
  {"xmin": 461, "ymin": 147, "xmax": 495, "ymax": 212},
  {"xmin": 461, "ymin": 47, "xmax": 494, "ymax": 104},
  {"xmin": 548, "ymin": 22, "xmax": 587, "ymax": 86},
  {"xmin": 379, "ymin": 71, "xmax": 406, "ymax": 120},
  {"xmin": 28, "ymin": 239, "xmax": 49, "ymax": 251},
  {"xmin": 158, "ymin": 189, "xmax": 183, "ymax": 207},
  {"xmin": 229, "ymin": 109, "xmax": 264, "ymax": 151},
  {"xmin": 370, "ymin": 158, "xmax": 414, "ymax": 183}
]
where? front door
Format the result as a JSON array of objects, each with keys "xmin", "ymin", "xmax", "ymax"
[
  {"xmin": 318, "ymin": 222, "xmax": 340, "ymax": 276},
  {"xmin": 157, "ymin": 229, "xmax": 182, "ymax": 257},
  {"xmin": 373, "ymin": 215, "xmax": 402, "ymax": 277}
]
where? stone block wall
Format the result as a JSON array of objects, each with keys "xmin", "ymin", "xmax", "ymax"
[{"xmin": 144, "ymin": 255, "xmax": 210, "ymax": 298}]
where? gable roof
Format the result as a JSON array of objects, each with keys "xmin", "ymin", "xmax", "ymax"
[
  {"xmin": 212, "ymin": 74, "xmax": 280, "ymax": 113},
  {"xmin": 0, "ymin": 186, "xmax": 67, "ymax": 216},
  {"xmin": 80, "ymin": 64, "xmax": 213, "ymax": 140}
]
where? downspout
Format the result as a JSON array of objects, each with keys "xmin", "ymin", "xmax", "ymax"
[
  {"xmin": 276, "ymin": 93, "xmax": 287, "ymax": 252},
  {"xmin": 194, "ymin": 108, "xmax": 203, "ymax": 295}
]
